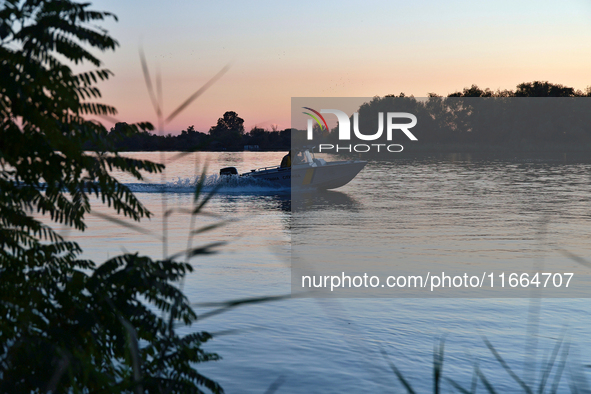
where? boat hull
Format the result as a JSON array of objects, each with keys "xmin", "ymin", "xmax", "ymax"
[{"xmin": 242, "ymin": 161, "xmax": 367, "ymax": 190}]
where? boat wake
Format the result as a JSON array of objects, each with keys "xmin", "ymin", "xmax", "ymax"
[{"xmin": 124, "ymin": 174, "xmax": 290, "ymax": 195}]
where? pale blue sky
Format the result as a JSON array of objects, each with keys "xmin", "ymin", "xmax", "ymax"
[{"xmin": 88, "ymin": 0, "xmax": 591, "ymax": 133}]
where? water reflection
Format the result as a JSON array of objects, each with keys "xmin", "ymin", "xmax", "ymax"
[
  {"xmin": 210, "ymin": 189, "xmax": 361, "ymax": 214},
  {"xmin": 292, "ymin": 190, "xmax": 360, "ymax": 213}
]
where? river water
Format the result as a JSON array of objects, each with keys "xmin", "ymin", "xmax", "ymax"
[{"xmin": 64, "ymin": 151, "xmax": 591, "ymax": 393}]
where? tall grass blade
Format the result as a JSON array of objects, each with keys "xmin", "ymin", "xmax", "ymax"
[
  {"xmin": 566, "ymin": 354, "xmax": 590, "ymax": 394},
  {"xmin": 90, "ymin": 211, "xmax": 161, "ymax": 240},
  {"xmin": 558, "ymin": 248, "xmax": 591, "ymax": 268},
  {"xmin": 525, "ymin": 216, "xmax": 548, "ymax": 385},
  {"xmin": 190, "ymin": 222, "xmax": 228, "ymax": 237},
  {"xmin": 549, "ymin": 338, "xmax": 570, "ymax": 393},
  {"xmin": 380, "ymin": 348, "xmax": 416, "ymax": 394},
  {"xmin": 164, "ymin": 207, "xmax": 222, "ymax": 218},
  {"xmin": 538, "ymin": 337, "xmax": 564, "ymax": 394},
  {"xmin": 470, "ymin": 363, "xmax": 479, "ymax": 393},
  {"xmin": 445, "ymin": 378, "xmax": 472, "ymax": 394},
  {"xmin": 165, "ymin": 64, "xmax": 230, "ymax": 124},
  {"xmin": 194, "ymin": 294, "xmax": 291, "ymax": 321},
  {"xmin": 477, "ymin": 366, "xmax": 498, "ymax": 394},
  {"xmin": 434, "ymin": 338, "xmax": 445, "ymax": 394},
  {"xmin": 167, "ymin": 242, "xmax": 227, "ymax": 261},
  {"xmin": 119, "ymin": 317, "xmax": 143, "ymax": 394},
  {"xmin": 264, "ymin": 376, "xmax": 286, "ymax": 394},
  {"xmin": 193, "ymin": 186, "xmax": 222, "ymax": 215},
  {"xmin": 98, "ymin": 113, "xmax": 122, "ymax": 124},
  {"xmin": 190, "ymin": 167, "xmax": 222, "ymax": 215},
  {"xmin": 207, "ymin": 327, "xmax": 266, "ymax": 337},
  {"xmin": 139, "ymin": 47, "xmax": 162, "ymax": 119},
  {"xmin": 156, "ymin": 65, "xmax": 163, "ymax": 119},
  {"xmin": 484, "ymin": 337, "xmax": 533, "ymax": 394},
  {"xmin": 194, "ymin": 166, "xmax": 209, "ymax": 203}
]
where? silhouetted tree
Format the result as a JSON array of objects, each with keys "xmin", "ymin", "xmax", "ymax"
[
  {"xmin": 448, "ymin": 84, "xmax": 493, "ymax": 97},
  {"xmin": 210, "ymin": 111, "xmax": 245, "ymax": 135},
  {"xmin": 182, "ymin": 125, "xmax": 198, "ymax": 135},
  {"xmin": 209, "ymin": 111, "xmax": 245, "ymax": 150},
  {"xmin": 515, "ymin": 81, "xmax": 576, "ymax": 97}
]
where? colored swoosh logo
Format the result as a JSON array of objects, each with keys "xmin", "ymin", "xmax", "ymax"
[{"xmin": 302, "ymin": 107, "xmax": 329, "ymax": 132}]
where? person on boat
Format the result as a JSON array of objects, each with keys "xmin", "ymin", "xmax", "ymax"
[
  {"xmin": 280, "ymin": 151, "xmax": 291, "ymax": 168},
  {"xmin": 293, "ymin": 150, "xmax": 306, "ymax": 164}
]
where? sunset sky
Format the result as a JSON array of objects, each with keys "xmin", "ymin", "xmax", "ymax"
[{"xmin": 89, "ymin": 0, "xmax": 591, "ymax": 134}]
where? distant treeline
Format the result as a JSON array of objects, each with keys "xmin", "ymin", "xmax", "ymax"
[
  {"xmin": 98, "ymin": 81, "xmax": 591, "ymax": 152},
  {"xmin": 291, "ymin": 81, "xmax": 591, "ymax": 153},
  {"xmin": 446, "ymin": 80, "xmax": 591, "ymax": 98},
  {"xmin": 98, "ymin": 111, "xmax": 291, "ymax": 152}
]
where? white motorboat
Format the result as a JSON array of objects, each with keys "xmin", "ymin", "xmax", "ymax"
[{"xmin": 219, "ymin": 148, "xmax": 367, "ymax": 190}]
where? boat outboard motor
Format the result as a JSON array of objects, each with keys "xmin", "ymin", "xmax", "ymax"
[{"xmin": 219, "ymin": 167, "xmax": 238, "ymax": 177}]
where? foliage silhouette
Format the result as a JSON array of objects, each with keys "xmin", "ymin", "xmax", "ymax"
[
  {"xmin": 0, "ymin": 0, "xmax": 223, "ymax": 392},
  {"xmin": 208, "ymin": 111, "xmax": 245, "ymax": 151}
]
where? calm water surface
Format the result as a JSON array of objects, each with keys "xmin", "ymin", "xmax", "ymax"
[{"xmin": 63, "ymin": 151, "xmax": 591, "ymax": 393}]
